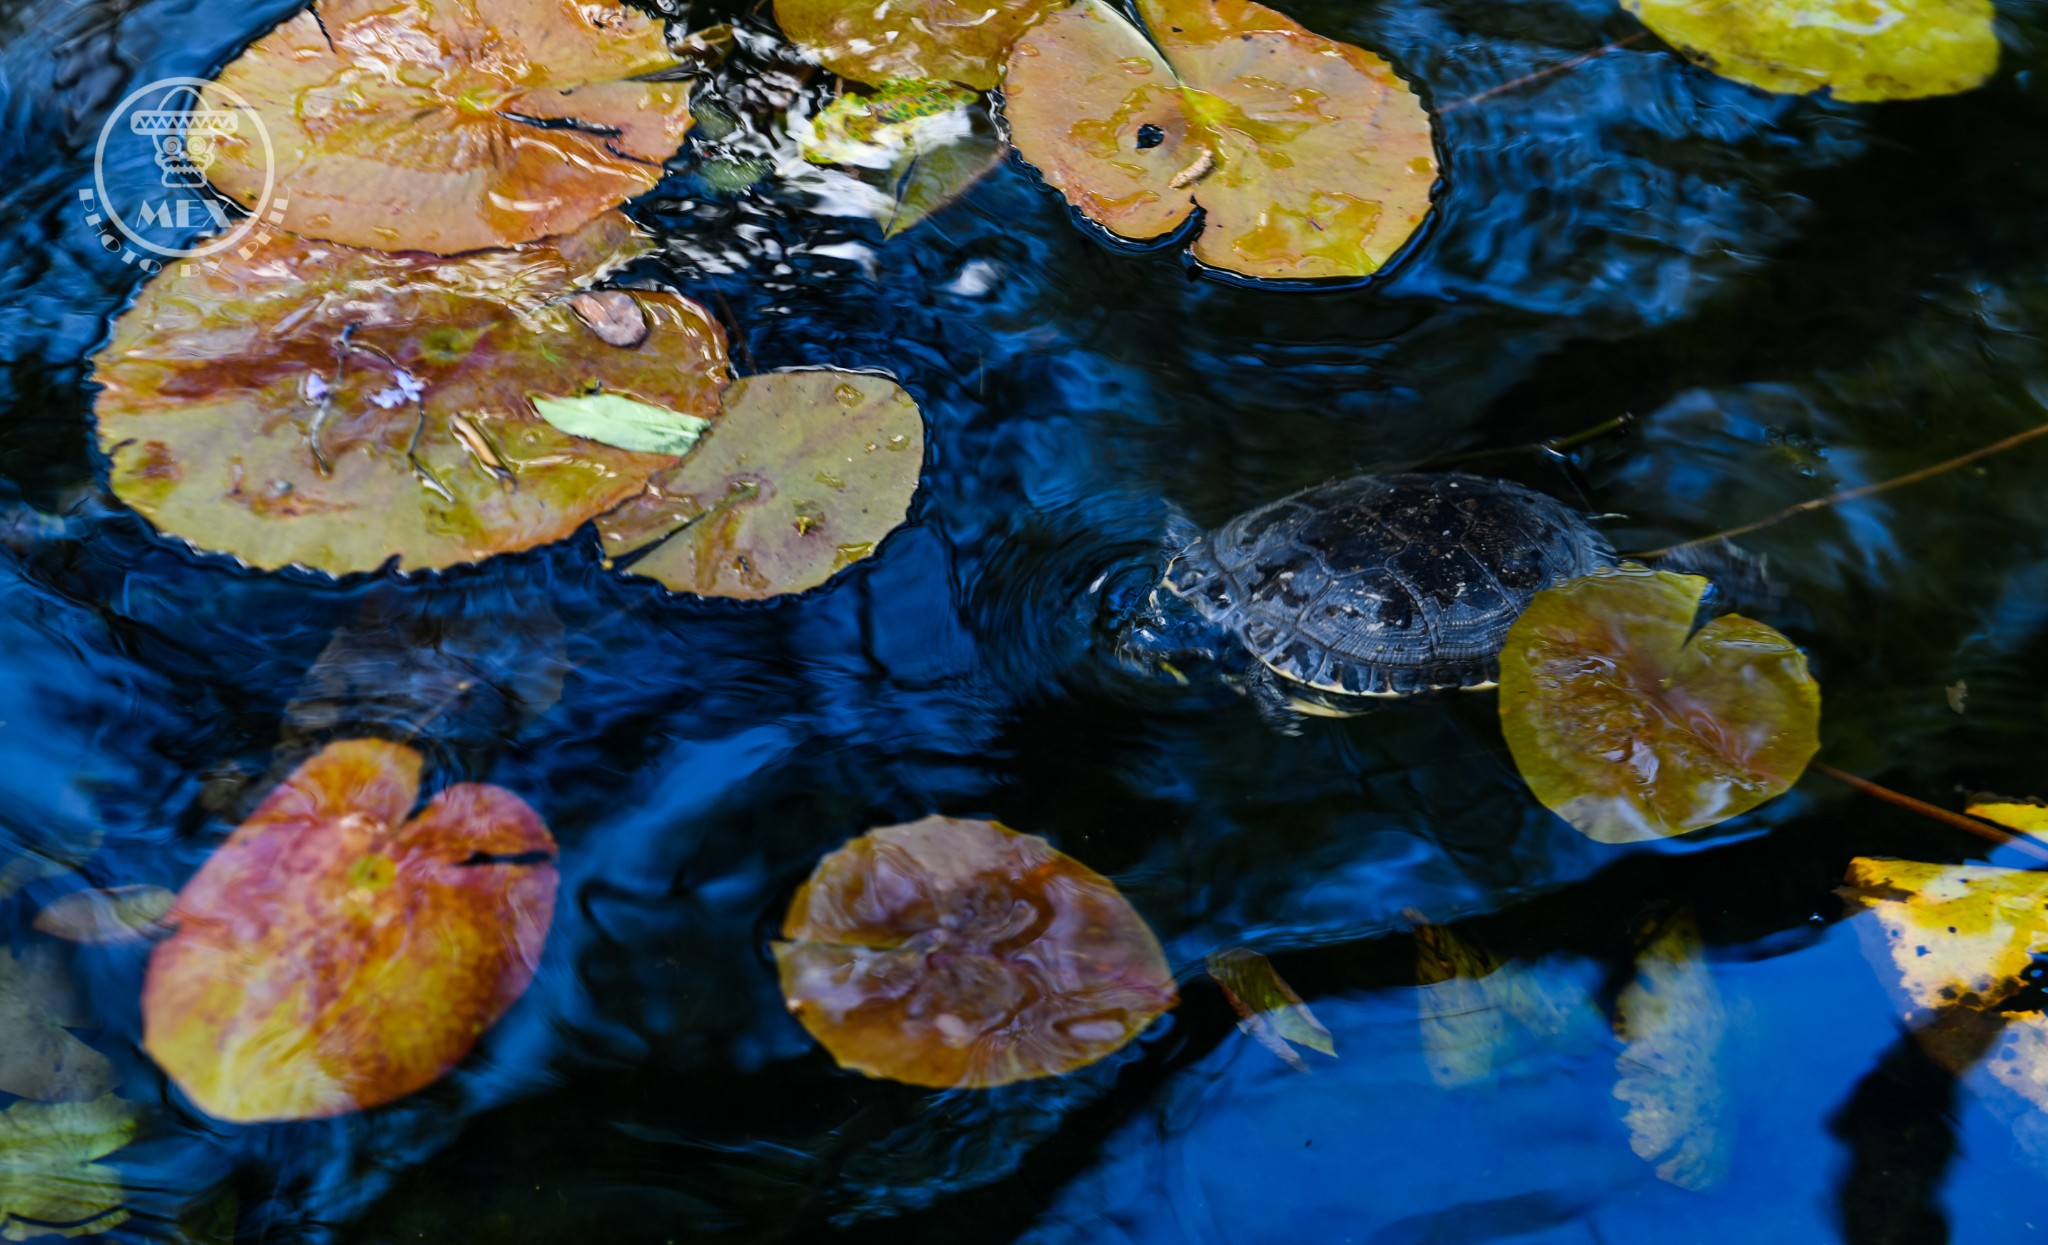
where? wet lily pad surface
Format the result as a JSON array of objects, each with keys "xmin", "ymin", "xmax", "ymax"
[{"xmin": 1623, "ymin": 0, "xmax": 1999, "ymax": 102}]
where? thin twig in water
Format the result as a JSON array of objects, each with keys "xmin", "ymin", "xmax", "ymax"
[
  {"xmin": 1440, "ymin": 31, "xmax": 1650, "ymax": 113},
  {"xmin": 1632, "ymin": 417, "xmax": 2048, "ymax": 560},
  {"xmin": 1422, "ymin": 412, "xmax": 1635, "ymax": 469},
  {"xmin": 1813, "ymin": 761, "xmax": 2048, "ymax": 865}
]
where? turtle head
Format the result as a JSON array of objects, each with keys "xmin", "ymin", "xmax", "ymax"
[{"xmin": 1101, "ymin": 509, "xmax": 1230, "ymax": 680}]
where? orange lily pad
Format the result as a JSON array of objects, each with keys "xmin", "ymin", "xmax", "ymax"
[
  {"xmin": 203, "ymin": 0, "xmax": 698, "ymax": 254},
  {"xmin": 1497, "ymin": 567, "xmax": 1820, "ymax": 842},
  {"xmin": 775, "ymin": 0, "xmax": 1065, "ymax": 89},
  {"xmin": 90, "ymin": 212, "xmax": 733, "ymax": 576},
  {"xmin": 1003, "ymin": 0, "xmax": 1437, "ymax": 280},
  {"xmin": 142, "ymin": 739, "xmax": 557, "ymax": 1122},
  {"xmin": 773, "ymin": 816, "xmax": 1177, "ymax": 1088},
  {"xmin": 597, "ymin": 370, "xmax": 922, "ymax": 599}
]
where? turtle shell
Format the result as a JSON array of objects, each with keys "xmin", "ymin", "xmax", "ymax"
[{"xmin": 1165, "ymin": 473, "xmax": 1616, "ymax": 698}]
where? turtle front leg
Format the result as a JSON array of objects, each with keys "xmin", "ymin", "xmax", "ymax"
[{"xmin": 1244, "ymin": 667, "xmax": 1308, "ymax": 736}]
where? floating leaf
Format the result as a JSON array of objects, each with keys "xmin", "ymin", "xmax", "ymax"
[
  {"xmin": 1205, "ymin": 947, "xmax": 1333, "ymax": 1071},
  {"xmin": 34, "ymin": 887, "xmax": 177, "ymax": 946},
  {"xmin": 776, "ymin": 0, "xmax": 1064, "ymax": 88},
  {"xmin": 598, "ymin": 371, "xmax": 923, "ymax": 598},
  {"xmin": 1497, "ymin": 567, "xmax": 1820, "ymax": 843},
  {"xmin": 1612, "ymin": 909, "xmax": 1729, "ymax": 1191},
  {"xmin": 142, "ymin": 739, "xmax": 557, "ymax": 1122},
  {"xmin": 1622, "ymin": 0, "xmax": 1997, "ymax": 103},
  {"xmin": 204, "ymin": 0, "xmax": 699, "ymax": 253},
  {"xmin": 795, "ymin": 81, "xmax": 1002, "ymax": 236},
  {"xmin": 0, "ymin": 1095, "xmax": 141, "ymax": 1241},
  {"xmin": 91, "ymin": 214, "xmax": 731, "ymax": 576},
  {"xmin": 1003, "ymin": 0, "xmax": 1437, "ymax": 280},
  {"xmin": 0, "ymin": 947, "xmax": 114, "ymax": 1104},
  {"xmin": 1968, "ymin": 797, "xmax": 2048, "ymax": 836},
  {"xmin": 1840, "ymin": 857, "xmax": 2048, "ymax": 1025},
  {"xmin": 773, "ymin": 816, "xmax": 1177, "ymax": 1088},
  {"xmin": 531, "ymin": 394, "xmax": 712, "ymax": 456}
]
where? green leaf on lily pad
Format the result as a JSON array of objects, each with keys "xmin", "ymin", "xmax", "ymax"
[
  {"xmin": 597, "ymin": 371, "xmax": 923, "ymax": 599},
  {"xmin": 1003, "ymin": 0, "xmax": 1437, "ymax": 280},
  {"xmin": 1623, "ymin": 0, "xmax": 1998, "ymax": 103},
  {"xmin": 0, "ymin": 1095, "xmax": 141, "ymax": 1241},
  {"xmin": 532, "ymin": 394, "xmax": 712, "ymax": 456},
  {"xmin": 1497, "ymin": 567, "xmax": 1820, "ymax": 843},
  {"xmin": 90, "ymin": 212, "xmax": 732, "ymax": 577},
  {"xmin": 203, "ymin": 0, "xmax": 701, "ymax": 253},
  {"xmin": 776, "ymin": 0, "xmax": 1065, "ymax": 88}
]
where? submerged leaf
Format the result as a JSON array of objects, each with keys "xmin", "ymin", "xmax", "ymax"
[
  {"xmin": 0, "ymin": 947, "xmax": 114, "ymax": 1104},
  {"xmin": 776, "ymin": 0, "xmax": 1064, "ymax": 88},
  {"xmin": 773, "ymin": 816, "xmax": 1177, "ymax": 1088},
  {"xmin": 91, "ymin": 214, "xmax": 731, "ymax": 576},
  {"xmin": 1497, "ymin": 567, "xmax": 1820, "ymax": 843},
  {"xmin": 1622, "ymin": 0, "xmax": 1997, "ymax": 103},
  {"xmin": 142, "ymin": 739, "xmax": 557, "ymax": 1122},
  {"xmin": 598, "ymin": 371, "xmax": 923, "ymax": 598},
  {"xmin": 1967, "ymin": 797, "xmax": 2048, "ymax": 836},
  {"xmin": 1613, "ymin": 910, "xmax": 1729, "ymax": 1191},
  {"xmin": 1205, "ymin": 947, "xmax": 1333, "ymax": 1071},
  {"xmin": 801, "ymin": 81, "xmax": 980, "ymax": 167},
  {"xmin": 205, "ymin": 0, "xmax": 698, "ymax": 253},
  {"xmin": 795, "ymin": 81, "xmax": 1001, "ymax": 237},
  {"xmin": 34, "ymin": 887, "xmax": 177, "ymax": 946},
  {"xmin": 1840, "ymin": 857, "xmax": 2048, "ymax": 1024},
  {"xmin": 531, "ymin": 394, "xmax": 712, "ymax": 456},
  {"xmin": 1003, "ymin": 0, "xmax": 1437, "ymax": 280},
  {"xmin": 0, "ymin": 1095, "xmax": 141, "ymax": 1241},
  {"xmin": 1411, "ymin": 916, "xmax": 1596, "ymax": 1087}
]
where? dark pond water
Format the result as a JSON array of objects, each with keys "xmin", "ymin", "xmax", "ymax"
[{"xmin": 2, "ymin": 0, "xmax": 2048, "ymax": 1239}]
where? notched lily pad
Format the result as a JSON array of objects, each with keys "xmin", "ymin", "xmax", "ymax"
[
  {"xmin": 1003, "ymin": 0, "xmax": 1437, "ymax": 280},
  {"xmin": 91, "ymin": 213, "xmax": 732, "ymax": 576},
  {"xmin": 205, "ymin": 0, "xmax": 702, "ymax": 253},
  {"xmin": 776, "ymin": 0, "xmax": 1065, "ymax": 88},
  {"xmin": 1623, "ymin": 0, "xmax": 1998, "ymax": 103},
  {"xmin": 773, "ymin": 816, "xmax": 1178, "ymax": 1088},
  {"xmin": 597, "ymin": 370, "xmax": 923, "ymax": 599},
  {"xmin": 1497, "ymin": 567, "xmax": 1820, "ymax": 843},
  {"xmin": 142, "ymin": 739, "xmax": 558, "ymax": 1122}
]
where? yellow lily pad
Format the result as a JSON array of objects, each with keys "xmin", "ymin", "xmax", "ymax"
[
  {"xmin": 1003, "ymin": 0, "xmax": 1436, "ymax": 280},
  {"xmin": 776, "ymin": 0, "xmax": 1065, "ymax": 88},
  {"xmin": 597, "ymin": 371, "xmax": 923, "ymax": 599},
  {"xmin": 90, "ymin": 213, "xmax": 732, "ymax": 576},
  {"xmin": 1622, "ymin": 0, "xmax": 1998, "ymax": 102},
  {"xmin": 204, "ymin": 0, "xmax": 699, "ymax": 253},
  {"xmin": 1968, "ymin": 797, "xmax": 2048, "ymax": 836},
  {"xmin": 1497, "ymin": 567, "xmax": 1820, "ymax": 843},
  {"xmin": 1840, "ymin": 856, "xmax": 2048, "ymax": 1023}
]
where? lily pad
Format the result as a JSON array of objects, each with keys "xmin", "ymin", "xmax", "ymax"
[
  {"xmin": 1840, "ymin": 856, "xmax": 2048, "ymax": 1024},
  {"xmin": 33, "ymin": 887, "xmax": 177, "ymax": 946},
  {"xmin": 776, "ymin": 0, "xmax": 1065, "ymax": 88},
  {"xmin": 1622, "ymin": 0, "xmax": 1998, "ymax": 103},
  {"xmin": 1968, "ymin": 796, "xmax": 2048, "ymax": 835},
  {"xmin": 91, "ymin": 213, "xmax": 732, "ymax": 576},
  {"xmin": 1497, "ymin": 567, "xmax": 1820, "ymax": 843},
  {"xmin": 597, "ymin": 371, "xmax": 923, "ymax": 599},
  {"xmin": 0, "ymin": 1095, "xmax": 141, "ymax": 1241},
  {"xmin": 204, "ymin": 0, "xmax": 700, "ymax": 253},
  {"xmin": 142, "ymin": 739, "xmax": 557, "ymax": 1122},
  {"xmin": 1003, "ymin": 0, "xmax": 1437, "ymax": 280},
  {"xmin": 772, "ymin": 816, "xmax": 1178, "ymax": 1088},
  {"xmin": 0, "ymin": 946, "xmax": 114, "ymax": 1104}
]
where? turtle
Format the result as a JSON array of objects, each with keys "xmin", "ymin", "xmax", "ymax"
[{"xmin": 1116, "ymin": 471, "xmax": 1626, "ymax": 727}]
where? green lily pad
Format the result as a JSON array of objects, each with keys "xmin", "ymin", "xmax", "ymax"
[
  {"xmin": 532, "ymin": 394, "xmax": 712, "ymax": 456},
  {"xmin": 1003, "ymin": 0, "xmax": 1437, "ymax": 280},
  {"xmin": 597, "ymin": 371, "xmax": 923, "ymax": 599},
  {"xmin": 91, "ymin": 213, "xmax": 733, "ymax": 576},
  {"xmin": 1623, "ymin": 0, "xmax": 1998, "ymax": 102},
  {"xmin": 1497, "ymin": 567, "xmax": 1820, "ymax": 843},
  {"xmin": 776, "ymin": 0, "xmax": 1065, "ymax": 88},
  {"xmin": 204, "ymin": 0, "xmax": 701, "ymax": 253},
  {"xmin": 0, "ymin": 1096, "xmax": 141, "ymax": 1241}
]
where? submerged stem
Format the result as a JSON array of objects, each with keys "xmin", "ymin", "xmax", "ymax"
[
  {"xmin": 1812, "ymin": 761, "xmax": 2048, "ymax": 865},
  {"xmin": 1633, "ymin": 417, "xmax": 2048, "ymax": 560}
]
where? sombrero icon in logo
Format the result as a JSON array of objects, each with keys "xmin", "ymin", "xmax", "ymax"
[
  {"xmin": 88, "ymin": 75, "xmax": 277, "ymax": 265},
  {"xmin": 128, "ymin": 85, "xmax": 240, "ymax": 188}
]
